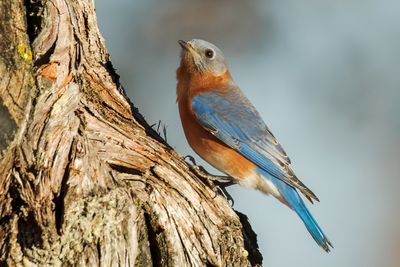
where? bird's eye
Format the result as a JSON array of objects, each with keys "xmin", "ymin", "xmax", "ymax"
[{"xmin": 205, "ymin": 49, "xmax": 215, "ymax": 59}]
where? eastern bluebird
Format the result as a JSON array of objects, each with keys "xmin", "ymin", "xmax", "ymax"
[{"xmin": 176, "ymin": 39, "xmax": 332, "ymax": 252}]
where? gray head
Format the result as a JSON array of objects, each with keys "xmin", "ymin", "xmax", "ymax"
[{"xmin": 178, "ymin": 39, "xmax": 227, "ymax": 76}]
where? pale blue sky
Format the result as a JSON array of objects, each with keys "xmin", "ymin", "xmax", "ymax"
[{"xmin": 96, "ymin": 1, "xmax": 400, "ymax": 266}]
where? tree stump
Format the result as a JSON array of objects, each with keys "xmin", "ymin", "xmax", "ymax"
[{"xmin": 0, "ymin": 1, "xmax": 262, "ymax": 266}]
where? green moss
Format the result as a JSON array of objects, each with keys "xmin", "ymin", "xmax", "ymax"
[
  {"xmin": 134, "ymin": 198, "xmax": 143, "ymax": 208},
  {"xmin": 17, "ymin": 43, "xmax": 32, "ymax": 61},
  {"xmin": 134, "ymin": 255, "xmax": 143, "ymax": 267}
]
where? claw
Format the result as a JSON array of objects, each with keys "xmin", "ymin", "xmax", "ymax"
[
  {"xmin": 184, "ymin": 155, "xmax": 197, "ymax": 165},
  {"xmin": 215, "ymin": 183, "xmax": 235, "ymax": 206}
]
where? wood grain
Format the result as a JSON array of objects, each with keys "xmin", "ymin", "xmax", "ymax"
[{"xmin": 0, "ymin": 0, "xmax": 263, "ymax": 266}]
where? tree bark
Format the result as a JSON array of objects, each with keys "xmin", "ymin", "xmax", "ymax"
[{"xmin": 0, "ymin": 1, "xmax": 262, "ymax": 266}]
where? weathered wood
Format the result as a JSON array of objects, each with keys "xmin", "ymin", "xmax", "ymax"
[{"xmin": 0, "ymin": 0, "xmax": 263, "ymax": 266}]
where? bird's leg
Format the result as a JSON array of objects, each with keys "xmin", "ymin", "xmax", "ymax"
[{"xmin": 184, "ymin": 155, "xmax": 235, "ymax": 205}]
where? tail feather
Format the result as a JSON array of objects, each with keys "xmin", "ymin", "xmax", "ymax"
[
  {"xmin": 257, "ymin": 168, "xmax": 333, "ymax": 252},
  {"xmin": 288, "ymin": 191, "xmax": 333, "ymax": 252}
]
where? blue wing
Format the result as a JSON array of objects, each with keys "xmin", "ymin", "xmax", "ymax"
[{"xmin": 192, "ymin": 86, "xmax": 318, "ymax": 202}]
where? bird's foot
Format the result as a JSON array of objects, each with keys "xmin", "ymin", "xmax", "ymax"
[
  {"xmin": 212, "ymin": 180, "xmax": 235, "ymax": 206},
  {"xmin": 184, "ymin": 155, "xmax": 235, "ymax": 205}
]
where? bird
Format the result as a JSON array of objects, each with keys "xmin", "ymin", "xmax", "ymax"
[{"xmin": 176, "ymin": 39, "xmax": 332, "ymax": 252}]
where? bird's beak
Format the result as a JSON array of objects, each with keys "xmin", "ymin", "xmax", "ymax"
[
  {"xmin": 178, "ymin": 40, "xmax": 199, "ymax": 57},
  {"xmin": 178, "ymin": 40, "xmax": 189, "ymax": 50}
]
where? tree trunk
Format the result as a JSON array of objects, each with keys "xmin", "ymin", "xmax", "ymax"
[{"xmin": 0, "ymin": 1, "xmax": 262, "ymax": 266}]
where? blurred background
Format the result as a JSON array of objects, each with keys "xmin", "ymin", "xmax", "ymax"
[{"xmin": 96, "ymin": 1, "xmax": 400, "ymax": 266}]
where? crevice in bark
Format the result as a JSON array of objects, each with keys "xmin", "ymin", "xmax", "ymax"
[
  {"xmin": 17, "ymin": 211, "xmax": 43, "ymax": 249},
  {"xmin": 143, "ymin": 211, "xmax": 162, "ymax": 267},
  {"xmin": 24, "ymin": 0, "xmax": 44, "ymax": 43},
  {"xmin": 109, "ymin": 164, "xmax": 143, "ymax": 176},
  {"xmin": 0, "ymin": 100, "xmax": 17, "ymax": 155},
  {"xmin": 134, "ymin": 205, "xmax": 154, "ymax": 266},
  {"xmin": 10, "ymin": 184, "xmax": 25, "ymax": 214},
  {"xmin": 53, "ymin": 141, "xmax": 73, "ymax": 235},
  {"xmin": 96, "ymin": 241, "xmax": 101, "ymax": 261},
  {"xmin": 82, "ymin": 13, "xmax": 90, "ymax": 39},
  {"xmin": 33, "ymin": 38, "xmax": 57, "ymax": 67},
  {"xmin": 0, "ymin": 216, "xmax": 12, "ymax": 229}
]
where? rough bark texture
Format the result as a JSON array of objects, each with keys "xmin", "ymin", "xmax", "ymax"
[{"xmin": 0, "ymin": 0, "xmax": 262, "ymax": 266}]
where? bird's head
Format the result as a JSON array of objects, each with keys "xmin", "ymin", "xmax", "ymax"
[{"xmin": 178, "ymin": 39, "xmax": 227, "ymax": 77}]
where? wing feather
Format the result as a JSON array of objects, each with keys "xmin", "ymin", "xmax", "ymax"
[{"xmin": 192, "ymin": 87, "xmax": 318, "ymax": 202}]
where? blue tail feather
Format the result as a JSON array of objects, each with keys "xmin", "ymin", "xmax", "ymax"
[{"xmin": 257, "ymin": 168, "xmax": 333, "ymax": 252}]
